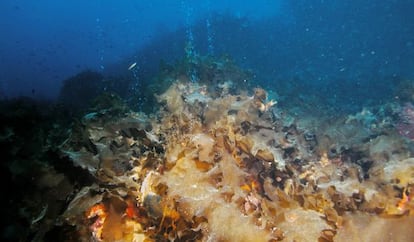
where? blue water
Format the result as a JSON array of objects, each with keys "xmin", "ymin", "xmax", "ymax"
[
  {"xmin": 1, "ymin": 2, "xmax": 414, "ymax": 241},
  {"xmin": 0, "ymin": 0, "xmax": 413, "ymax": 111}
]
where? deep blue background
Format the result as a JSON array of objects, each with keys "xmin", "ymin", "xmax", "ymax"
[
  {"xmin": 0, "ymin": 0, "xmax": 413, "ymax": 108},
  {"xmin": 0, "ymin": 0, "xmax": 279, "ymax": 98}
]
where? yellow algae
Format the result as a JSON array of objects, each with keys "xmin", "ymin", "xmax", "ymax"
[{"xmin": 58, "ymin": 79, "xmax": 414, "ymax": 241}]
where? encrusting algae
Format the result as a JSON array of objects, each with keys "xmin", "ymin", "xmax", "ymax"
[{"xmin": 54, "ymin": 57, "xmax": 414, "ymax": 241}]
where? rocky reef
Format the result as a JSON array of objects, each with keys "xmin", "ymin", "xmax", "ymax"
[{"xmin": 2, "ymin": 56, "xmax": 414, "ymax": 242}]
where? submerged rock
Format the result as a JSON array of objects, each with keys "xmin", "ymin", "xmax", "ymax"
[{"xmin": 3, "ymin": 56, "xmax": 414, "ymax": 241}]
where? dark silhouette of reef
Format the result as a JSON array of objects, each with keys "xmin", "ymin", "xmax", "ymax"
[{"xmin": 0, "ymin": 97, "xmax": 84, "ymax": 241}]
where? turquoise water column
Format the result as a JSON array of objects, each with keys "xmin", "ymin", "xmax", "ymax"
[
  {"xmin": 95, "ymin": 17, "xmax": 105, "ymax": 71},
  {"xmin": 206, "ymin": 0, "xmax": 214, "ymax": 55},
  {"xmin": 182, "ymin": 0, "xmax": 198, "ymax": 83},
  {"xmin": 128, "ymin": 61, "xmax": 144, "ymax": 111}
]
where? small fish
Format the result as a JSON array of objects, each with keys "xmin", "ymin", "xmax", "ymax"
[
  {"xmin": 128, "ymin": 62, "xmax": 137, "ymax": 70},
  {"xmin": 31, "ymin": 204, "xmax": 48, "ymax": 224}
]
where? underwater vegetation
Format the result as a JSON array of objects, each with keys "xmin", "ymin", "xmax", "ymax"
[
  {"xmin": 1, "ymin": 55, "xmax": 414, "ymax": 241},
  {"xmin": 397, "ymin": 102, "xmax": 414, "ymax": 140}
]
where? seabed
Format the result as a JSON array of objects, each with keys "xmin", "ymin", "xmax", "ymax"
[{"xmin": 2, "ymin": 56, "xmax": 414, "ymax": 242}]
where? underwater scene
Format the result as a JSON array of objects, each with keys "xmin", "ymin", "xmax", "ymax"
[{"xmin": 1, "ymin": 1, "xmax": 414, "ymax": 241}]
